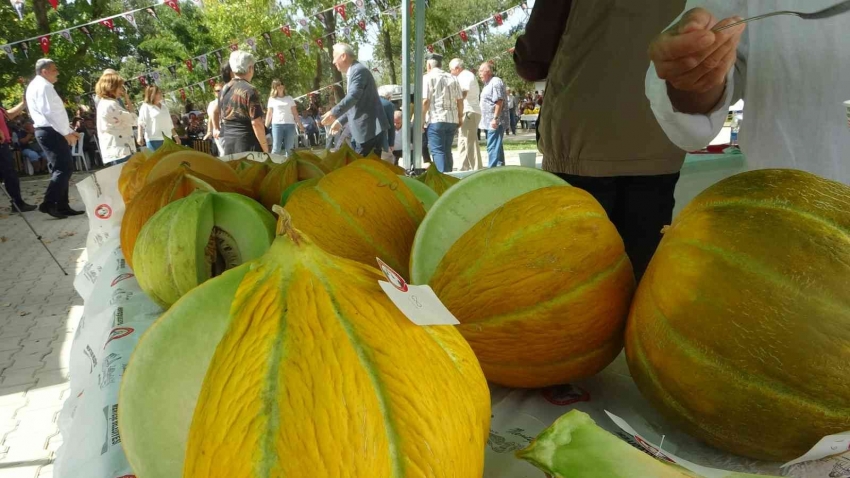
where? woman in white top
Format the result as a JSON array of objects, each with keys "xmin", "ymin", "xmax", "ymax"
[
  {"xmin": 136, "ymin": 85, "xmax": 177, "ymax": 152},
  {"xmin": 203, "ymin": 82, "xmax": 226, "ymax": 156},
  {"xmin": 95, "ymin": 72, "xmax": 137, "ymax": 165},
  {"xmin": 264, "ymin": 79, "xmax": 303, "ymax": 156}
]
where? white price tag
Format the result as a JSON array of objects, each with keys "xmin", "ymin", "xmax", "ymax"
[
  {"xmin": 782, "ymin": 432, "xmax": 850, "ymax": 468},
  {"xmin": 376, "ymin": 258, "xmax": 460, "ymax": 326}
]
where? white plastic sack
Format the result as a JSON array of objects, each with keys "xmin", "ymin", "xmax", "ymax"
[
  {"xmin": 54, "ymin": 241, "xmax": 162, "ymax": 478},
  {"xmin": 75, "ymin": 164, "xmax": 126, "ymax": 258}
]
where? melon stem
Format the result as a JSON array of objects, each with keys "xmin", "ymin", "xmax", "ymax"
[{"xmin": 272, "ymin": 205, "xmax": 302, "ymax": 245}]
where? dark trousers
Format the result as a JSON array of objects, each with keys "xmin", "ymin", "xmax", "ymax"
[
  {"xmin": 555, "ymin": 172, "xmax": 680, "ymax": 281},
  {"xmin": 0, "ymin": 143, "xmax": 23, "ymax": 205},
  {"xmin": 34, "ymin": 128, "xmax": 74, "ymax": 207},
  {"xmin": 509, "ymin": 110, "xmax": 517, "ymax": 135},
  {"xmin": 354, "ymin": 131, "xmax": 386, "ymax": 158}
]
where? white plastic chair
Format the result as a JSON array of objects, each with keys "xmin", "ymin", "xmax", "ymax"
[{"xmin": 71, "ymin": 132, "xmax": 90, "ymax": 171}]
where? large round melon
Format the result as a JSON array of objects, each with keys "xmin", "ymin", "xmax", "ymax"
[
  {"xmin": 120, "ymin": 213, "xmax": 490, "ymax": 478},
  {"xmin": 626, "ymin": 169, "xmax": 850, "ymax": 461},
  {"xmin": 421, "ymin": 183, "xmax": 635, "ymax": 388}
]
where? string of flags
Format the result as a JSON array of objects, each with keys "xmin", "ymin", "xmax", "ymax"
[
  {"xmin": 426, "ymin": 3, "xmax": 524, "ymax": 54},
  {"xmin": 143, "ymin": 74, "xmax": 342, "ymax": 106}
]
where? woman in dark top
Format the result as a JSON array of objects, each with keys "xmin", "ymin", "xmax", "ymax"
[{"xmin": 219, "ymin": 51, "xmax": 268, "ymax": 154}]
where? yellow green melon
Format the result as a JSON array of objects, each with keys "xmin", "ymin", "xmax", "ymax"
[
  {"xmin": 417, "ymin": 161, "xmax": 460, "ymax": 196},
  {"xmin": 626, "ymin": 169, "xmax": 850, "ymax": 461},
  {"xmin": 119, "ymin": 211, "xmax": 490, "ymax": 478}
]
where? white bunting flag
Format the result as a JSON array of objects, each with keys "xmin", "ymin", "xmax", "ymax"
[
  {"xmin": 246, "ymin": 37, "xmax": 257, "ymax": 51},
  {"xmin": 264, "ymin": 56, "xmax": 274, "ymax": 69},
  {"xmin": 198, "ymin": 54, "xmax": 208, "ymax": 71},
  {"xmin": 151, "ymin": 71, "xmax": 161, "ymax": 85},
  {"xmin": 59, "ymin": 30, "xmax": 73, "ymax": 43},
  {"xmin": 124, "ymin": 13, "xmax": 138, "ymax": 30},
  {"xmin": 2, "ymin": 45, "xmax": 15, "ymax": 63}
]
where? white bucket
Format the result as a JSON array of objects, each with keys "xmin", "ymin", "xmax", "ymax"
[{"xmin": 518, "ymin": 152, "xmax": 537, "ymax": 168}]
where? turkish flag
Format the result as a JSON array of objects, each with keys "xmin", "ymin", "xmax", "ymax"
[
  {"xmin": 38, "ymin": 36, "xmax": 50, "ymax": 55},
  {"xmin": 334, "ymin": 4, "xmax": 347, "ymax": 20},
  {"xmin": 426, "ymin": 45, "xmax": 434, "ymax": 53},
  {"xmin": 459, "ymin": 30, "xmax": 469, "ymax": 42},
  {"xmin": 100, "ymin": 19, "xmax": 115, "ymax": 31},
  {"xmin": 281, "ymin": 25, "xmax": 292, "ymax": 37},
  {"xmin": 180, "ymin": 88, "xmax": 186, "ymax": 101},
  {"xmin": 315, "ymin": 38, "xmax": 324, "ymax": 49},
  {"xmin": 229, "ymin": 43, "xmax": 238, "ymax": 51},
  {"xmin": 494, "ymin": 13, "xmax": 503, "ymax": 26},
  {"xmin": 276, "ymin": 52, "xmax": 286, "ymax": 64},
  {"xmin": 209, "ymin": 78, "xmax": 216, "ymax": 88},
  {"xmin": 358, "ymin": 20, "xmax": 366, "ymax": 31},
  {"xmin": 165, "ymin": 0, "xmax": 181, "ymax": 15},
  {"xmin": 47, "ymin": 0, "xmax": 57, "ymax": 10},
  {"xmin": 185, "ymin": 58, "xmax": 194, "ymax": 72},
  {"xmin": 138, "ymin": 76, "xmax": 147, "ymax": 86}
]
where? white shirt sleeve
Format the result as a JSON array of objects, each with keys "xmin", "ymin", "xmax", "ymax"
[
  {"xmin": 137, "ymin": 105, "xmax": 147, "ymax": 129},
  {"xmin": 645, "ymin": 0, "xmax": 749, "ymax": 151}
]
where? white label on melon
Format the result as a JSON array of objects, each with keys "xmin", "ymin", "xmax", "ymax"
[
  {"xmin": 782, "ymin": 433, "xmax": 850, "ymax": 468},
  {"xmin": 376, "ymin": 258, "xmax": 460, "ymax": 326}
]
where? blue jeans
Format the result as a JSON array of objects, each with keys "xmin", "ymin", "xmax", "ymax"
[
  {"xmin": 271, "ymin": 123, "xmax": 297, "ymax": 156},
  {"xmin": 486, "ymin": 126, "xmax": 505, "ymax": 168},
  {"xmin": 21, "ymin": 148, "xmax": 43, "ymax": 162},
  {"xmin": 509, "ymin": 110, "xmax": 518, "ymax": 135},
  {"xmin": 111, "ymin": 155, "xmax": 131, "ymax": 165},
  {"xmin": 146, "ymin": 140, "xmax": 164, "ymax": 151},
  {"xmin": 426, "ymin": 122, "xmax": 458, "ymax": 173}
]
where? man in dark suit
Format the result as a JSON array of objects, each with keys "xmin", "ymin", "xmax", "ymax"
[{"xmin": 321, "ymin": 43, "xmax": 388, "ymax": 157}]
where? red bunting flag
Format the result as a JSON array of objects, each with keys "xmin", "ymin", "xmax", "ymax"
[
  {"xmin": 315, "ymin": 38, "xmax": 324, "ymax": 49},
  {"xmin": 276, "ymin": 52, "xmax": 286, "ymax": 64},
  {"xmin": 334, "ymin": 4, "xmax": 347, "ymax": 20},
  {"xmin": 138, "ymin": 76, "xmax": 147, "ymax": 86},
  {"xmin": 179, "ymin": 88, "xmax": 186, "ymax": 101},
  {"xmin": 459, "ymin": 30, "xmax": 469, "ymax": 42},
  {"xmin": 494, "ymin": 13, "xmax": 503, "ymax": 26},
  {"xmin": 38, "ymin": 36, "xmax": 50, "ymax": 55},
  {"xmin": 208, "ymin": 78, "xmax": 216, "ymax": 88},
  {"xmin": 100, "ymin": 19, "xmax": 115, "ymax": 31},
  {"xmin": 229, "ymin": 43, "xmax": 238, "ymax": 51},
  {"xmin": 281, "ymin": 25, "xmax": 292, "ymax": 37},
  {"xmin": 185, "ymin": 58, "xmax": 194, "ymax": 72},
  {"xmin": 47, "ymin": 0, "xmax": 57, "ymax": 10},
  {"xmin": 358, "ymin": 20, "xmax": 366, "ymax": 31},
  {"xmin": 165, "ymin": 0, "xmax": 181, "ymax": 15},
  {"xmin": 426, "ymin": 44, "xmax": 434, "ymax": 53}
]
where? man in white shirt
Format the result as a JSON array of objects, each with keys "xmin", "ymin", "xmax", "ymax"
[
  {"xmin": 423, "ymin": 54, "xmax": 463, "ymax": 172},
  {"xmin": 646, "ymin": 2, "xmax": 850, "ymax": 185},
  {"xmin": 26, "ymin": 59, "xmax": 81, "ymax": 219},
  {"xmin": 450, "ymin": 58, "xmax": 484, "ymax": 171}
]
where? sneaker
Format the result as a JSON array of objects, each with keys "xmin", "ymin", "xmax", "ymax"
[{"xmin": 13, "ymin": 202, "xmax": 37, "ymax": 212}]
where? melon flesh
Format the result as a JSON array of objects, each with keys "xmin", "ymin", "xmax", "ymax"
[
  {"xmin": 119, "ymin": 264, "xmax": 250, "ymax": 478},
  {"xmin": 410, "ymin": 166, "xmax": 567, "ymax": 284},
  {"xmin": 400, "ymin": 175, "xmax": 439, "ymax": 211}
]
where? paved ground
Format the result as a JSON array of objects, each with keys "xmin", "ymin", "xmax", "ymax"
[{"xmin": 0, "ymin": 173, "xmax": 90, "ymax": 478}]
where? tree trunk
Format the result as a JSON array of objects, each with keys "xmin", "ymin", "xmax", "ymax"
[
  {"xmin": 32, "ymin": 0, "xmax": 50, "ymax": 33},
  {"xmin": 322, "ymin": 12, "xmax": 344, "ymax": 103},
  {"xmin": 380, "ymin": 21, "xmax": 397, "ymax": 84}
]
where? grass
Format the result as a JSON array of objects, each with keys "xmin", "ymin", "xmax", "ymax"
[{"xmin": 477, "ymin": 139, "xmax": 538, "ymax": 151}]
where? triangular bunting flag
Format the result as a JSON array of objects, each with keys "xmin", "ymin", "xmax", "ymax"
[
  {"xmin": 198, "ymin": 54, "xmax": 208, "ymax": 71},
  {"xmin": 289, "ymin": 47, "xmax": 297, "ymax": 59},
  {"xmin": 334, "ymin": 4, "xmax": 347, "ymax": 20},
  {"xmin": 229, "ymin": 43, "xmax": 238, "ymax": 51},
  {"xmin": 494, "ymin": 13, "xmax": 503, "ymax": 26},
  {"xmin": 213, "ymin": 50, "xmax": 222, "ymax": 64},
  {"xmin": 356, "ymin": 0, "xmax": 366, "ymax": 14},
  {"xmin": 316, "ymin": 12, "xmax": 325, "ymax": 23},
  {"xmin": 165, "ymin": 0, "xmax": 181, "ymax": 15},
  {"xmin": 435, "ymin": 39, "xmax": 444, "ymax": 51},
  {"xmin": 358, "ymin": 20, "xmax": 366, "ymax": 31},
  {"xmin": 20, "ymin": 41, "xmax": 28, "ymax": 58},
  {"xmin": 138, "ymin": 76, "xmax": 147, "ymax": 87},
  {"xmin": 388, "ymin": 7, "xmax": 398, "ymax": 19},
  {"xmin": 276, "ymin": 52, "xmax": 285, "ymax": 64},
  {"xmin": 246, "ymin": 37, "xmax": 257, "ymax": 51},
  {"xmin": 208, "ymin": 78, "xmax": 216, "ymax": 88},
  {"xmin": 502, "ymin": 9, "xmax": 509, "ymax": 20},
  {"xmin": 445, "ymin": 36, "xmax": 453, "ymax": 48},
  {"xmin": 281, "ymin": 25, "xmax": 292, "ymax": 37},
  {"xmin": 302, "ymin": 42, "xmax": 310, "ymax": 54},
  {"xmin": 59, "ymin": 30, "xmax": 73, "ymax": 43},
  {"xmin": 315, "ymin": 38, "xmax": 324, "ymax": 49},
  {"xmin": 521, "ymin": 2, "xmax": 528, "ymax": 13},
  {"xmin": 263, "ymin": 32, "xmax": 273, "ymax": 48},
  {"xmin": 170, "ymin": 93, "xmax": 177, "ymax": 104},
  {"xmin": 188, "ymin": 84, "xmax": 195, "ymax": 96},
  {"xmin": 100, "ymin": 19, "xmax": 115, "ymax": 31},
  {"xmin": 47, "ymin": 0, "xmax": 57, "ymax": 10},
  {"xmin": 2, "ymin": 45, "xmax": 15, "ymax": 64},
  {"xmin": 343, "ymin": 26, "xmax": 351, "ymax": 37},
  {"xmin": 168, "ymin": 65, "xmax": 177, "ymax": 78},
  {"xmin": 146, "ymin": 7, "xmax": 159, "ymax": 21},
  {"xmin": 38, "ymin": 36, "xmax": 50, "ymax": 55},
  {"xmin": 179, "ymin": 88, "xmax": 186, "ymax": 101},
  {"xmin": 199, "ymin": 81, "xmax": 205, "ymax": 93},
  {"xmin": 426, "ymin": 44, "xmax": 434, "ymax": 53},
  {"xmin": 264, "ymin": 56, "xmax": 274, "ymax": 69},
  {"xmin": 459, "ymin": 30, "xmax": 468, "ymax": 42},
  {"xmin": 80, "ymin": 26, "xmax": 93, "ymax": 42},
  {"xmin": 298, "ymin": 18, "xmax": 308, "ymax": 27},
  {"xmin": 151, "ymin": 71, "xmax": 161, "ymax": 85},
  {"xmin": 185, "ymin": 58, "xmax": 194, "ymax": 72},
  {"xmin": 12, "ymin": 2, "xmax": 23, "ymax": 21},
  {"xmin": 124, "ymin": 13, "xmax": 138, "ymax": 30},
  {"xmin": 191, "ymin": 0, "xmax": 203, "ymax": 8}
]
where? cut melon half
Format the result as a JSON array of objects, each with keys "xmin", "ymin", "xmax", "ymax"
[
  {"xmin": 119, "ymin": 264, "xmax": 249, "ymax": 478},
  {"xmin": 400, "ymin": 175, "xmax": 439, "ymax": 211},
  {"xmin": 409, "ymin": 166, "xmax": 568, "ymax": 284},
  {"xmin": 133, "ymin": 192, "xmax": 274, "ymax": 308}
]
